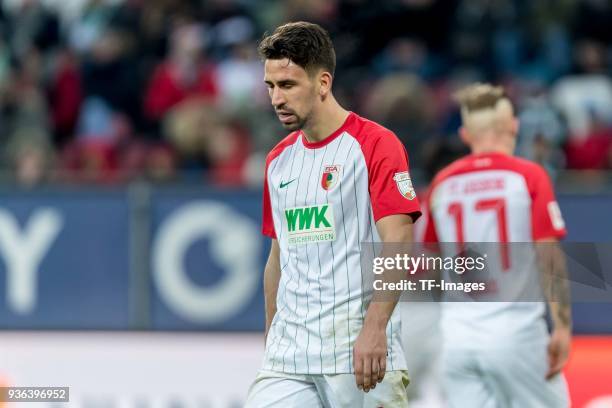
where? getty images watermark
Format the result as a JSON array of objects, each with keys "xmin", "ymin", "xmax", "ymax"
[
  {"xmin": 372, "ymin": 253, "xmax": 488, "ymax": 293},
  {"xmin": 361, "ymin": 242, "xmax": 612, "ymax": 302}
]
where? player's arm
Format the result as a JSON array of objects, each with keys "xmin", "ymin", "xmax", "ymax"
[
  {"xmin": 263, "ymin": 239, "xmax": 281, "ymax": 342},
  {"xmin": 354, "ymin": 214, "xmax": 414, "ymax": 393},
  {"xmin": 530, "ymin": 164, "xmax": 571, "ymax": 380},
  {"xmin": 535, "ymin": 237, "xmax": 572, "ymax": 380}
]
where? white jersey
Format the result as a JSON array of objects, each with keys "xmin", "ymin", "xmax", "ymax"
[
  {"xmin": 423, "ymin": 152, "xmax": 567, "ymax": 345},
  {"xmin": 261, "ymin": 112, "xmax": 421, "ymax": 374}
]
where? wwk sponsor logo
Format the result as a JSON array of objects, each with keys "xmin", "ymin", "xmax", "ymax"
[{"xmin": 284, "ymin": 204, "xmax": 336, "ymax": 245}]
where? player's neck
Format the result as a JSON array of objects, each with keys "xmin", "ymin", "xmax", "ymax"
[
  {"xmin": 471, "ymin": 147, "xmax": 511, "ymax": 156},
  {"xmin": 301, "ymin": 99, "xmax": 349, "ymax": 144},
  {"xmin": 470, "ymin": 141, "xmax": 515, "ymax": 156}
]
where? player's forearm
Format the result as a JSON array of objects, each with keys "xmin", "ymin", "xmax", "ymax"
[
  {"xmin": 549, "ymin": 301, "xmax": 571, "ymax": 331},
  {"xmin": 264, "ymin": 266, "xmax": 280, "ymax": 335},
  {"xmin": 548, "ymin": 273, "xmax": 572, "ymax": 330},
  {"xmin": 363, "ymin": 248, "xmax": 405, "ymax": 332},
  {"xmin": 366, "ymin": 214, "xmax": 415, "ymax": 329},
  {"xmin": 536, "ymin": 240, "xmax": 572, "ymax": 330},
  {"xmin": 264, "ymin": 240, "xmax": 281, "ymax": 338},
  {"xmin": 363, "ymin": 300, "xmax": 396, "ymax": 331}
]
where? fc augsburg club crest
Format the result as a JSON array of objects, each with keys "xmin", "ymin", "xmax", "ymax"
[
  {"xmin": 321, "ymin": 165, "xmax": 341, "ymax": 191},
  {"xmin": 393, "ymin": 171, "xmax": 416, "ymax": 200}
]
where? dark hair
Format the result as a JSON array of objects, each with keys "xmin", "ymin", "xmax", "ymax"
[{"xmin": 258, "ymin": 21, "xmax": 336, "ymax": 76}]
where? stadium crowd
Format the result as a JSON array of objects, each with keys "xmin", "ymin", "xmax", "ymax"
[{"xmin": 0, "ymin": 0, "xmax": 611, "ymax": 187}]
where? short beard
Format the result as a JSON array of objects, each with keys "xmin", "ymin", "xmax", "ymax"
[{"xmin": 281, "ymin": 114, "xmax": 307, "ymax": 131}]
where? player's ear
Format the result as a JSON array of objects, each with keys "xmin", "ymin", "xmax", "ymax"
[
  {"xmin": 459, "ymin": 126, "xmax": 470, "ymax": 146},
  {"xmin": 512, "ymin": 117, "xmax": 520, "ymax": 136},
  {"xmin": 318, "ymin": 71, "xmax": 332, "ymax": 98}
]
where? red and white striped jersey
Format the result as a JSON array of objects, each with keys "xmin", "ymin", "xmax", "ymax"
[
  {"xmin": 261, "ymin": 112, "xmax": 421, "ymax": 374},
  {"xmin": 423, "ymin": 152, "xmax": 567, "ymax": 344}
]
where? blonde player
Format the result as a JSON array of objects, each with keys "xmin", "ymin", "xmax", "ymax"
[
  {"xmin": 423, "ymin": 84, "xmax": 571, "ymax": 407},
  {"xmin": 245, "ymin": 22, "xmax": 421, "ymax": 407}
]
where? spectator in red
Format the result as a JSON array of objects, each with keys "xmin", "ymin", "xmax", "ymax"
[
  {"xmin": 564, "ymin": 113, "xmax": 612, "ymax": 170},
  {"xmin": 49, "ymin": 48, "xmax": 82, "ymax": 147},
  {"xmin": 144, "ymin": 23, "xmax": 218, "ymax": 121}
]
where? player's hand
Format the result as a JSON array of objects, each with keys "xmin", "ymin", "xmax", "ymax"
[
  {"xmin": 546, "ymin": 326, "xmax": 571, "ymax": 380},
  {"xmin": 353, "ymin": 323, "xmax": 387, "ymax": 393}
]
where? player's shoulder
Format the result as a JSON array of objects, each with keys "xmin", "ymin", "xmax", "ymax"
[
  {"xmin": 433, "ymin": 153, "xmax": 547, "ymax": 186},
  {"xmin": 487, "ymin": 154, "xmax": 550, "ymax": 184},
  {"xmin": 346, "ymin": 112, "xmax": 402, "ymax": 149},
  {"xmin": 506, "ymin": 155, "xmax": 549, "ymax": 178},
  {"xmin": 265, "ymin": 131, "xmax": 301, "ymax": 167}
]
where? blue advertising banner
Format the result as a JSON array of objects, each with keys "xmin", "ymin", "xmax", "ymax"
[
  {"xmin": 149, "ymin": 189, "xmax": 267, "ymax": 331},
  {"xmin": 561, "ymin": 194, "xmax": 612, "ymax": 242},
  {"xmin": 0, "ymin": 188, "xmax": 608, "ymax": 332},
  {"xmin": 0, "ymin": 190, "xmax": 130, "ymax": 329}
]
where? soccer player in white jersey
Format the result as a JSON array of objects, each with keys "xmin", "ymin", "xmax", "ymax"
[
  {"xmin": 245, "ymin": 22, "xmax": 421, "ymax": 407},
  {"xmin": 423, "ymin": 84, "xmax": 572, "ymax": 407}
]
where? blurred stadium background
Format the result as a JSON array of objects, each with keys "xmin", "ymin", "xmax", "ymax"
[{"xmin": 0, "ymin": 0, "xmax": 610, "ymax": 406}]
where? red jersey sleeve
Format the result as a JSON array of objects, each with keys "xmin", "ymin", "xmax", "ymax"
[
  {"xmin": 364, "ymin": 131, "xmax": 421, "ymax": 222},
  {"xmin": 529, "ymin": 165, "xmax": 566, "ymax": 240},
  {"xmin": 261, "ymin": 163, "xmax": 276, "ymax": 239},
  {"xmin": 421, "ymin": 188, "xmax": 439, "ymax": 244}
]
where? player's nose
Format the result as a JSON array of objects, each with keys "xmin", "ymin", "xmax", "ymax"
[{"xmin": 271, "ymin": 87, "xmax": 286, "ymax": 107}]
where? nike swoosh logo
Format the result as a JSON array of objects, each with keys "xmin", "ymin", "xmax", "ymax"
[{"xmin": 279, "ymin": 179, "xmax": 297, "ymax": 188}]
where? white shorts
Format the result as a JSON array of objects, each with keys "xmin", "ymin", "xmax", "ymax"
[
  {"xmin": 442, "ymin": 341, "xmax": 569, "ymax": 408},
  {"xmin": 245, "ymin": 369, "xmax": 410, "ymax": 408}
]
